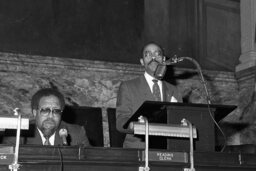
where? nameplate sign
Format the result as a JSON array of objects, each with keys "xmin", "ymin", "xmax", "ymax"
[
  {"xmin": 0, "ymin": 146, "xmax": 14, "ymax": 165},
  {"xmin": 141, "ymin": 151, "xmax": 188, "ymax": 163},
  {"xmin": 0, "ymin": 154, "xmax": 14, "ymax": 165}
]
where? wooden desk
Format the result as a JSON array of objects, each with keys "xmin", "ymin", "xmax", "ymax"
[{"xmin": 0, "ymin": 145, "xmax": 256, "ymax": 171}]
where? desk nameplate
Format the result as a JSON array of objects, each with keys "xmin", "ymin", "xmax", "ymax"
[
  {"xmin": 0, "ymin": 146, "xmax": 14, "ymax": 165},
  {"xmin": 141, "ymin": 151, "xmax": 188, "ymax": 163},
  {"xmin": 0, "ymin": 154, "xmax": 14, "ymax": 165}
]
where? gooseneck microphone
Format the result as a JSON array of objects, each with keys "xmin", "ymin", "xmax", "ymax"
[
  {"xmin": 153, "ymin": 55, "xmax": 182, "ymax": 80},
  {"xmin": 154, "ymin": 55, "xmax": 183, "ymax": 79},
  {"xmin": 154, "ymin": 55, "xmax": 211, "ymax": 104},
  {"xmin": 163, "ymin": 55, "xmax": 229, "ymax": 151},
  {"xmin": 59, "ymin": 128, "xmax": 68, "ymax": 146},
  {"xmin": 174, "ymin": 56, "xmax": 211, "ymax": 104}
]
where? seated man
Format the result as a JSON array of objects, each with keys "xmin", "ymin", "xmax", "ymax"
[
  {"xmin": 116, "ymin": 42, "xmax": 183, "ymax": 148},
  {"xmin": 1, "ymin": 88, "xmax": 90, "ymax": 146}
]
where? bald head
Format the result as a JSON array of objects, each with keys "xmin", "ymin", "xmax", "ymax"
[{"xmin": 142, "ymin": 43, "xmax": 163, "ymax": 58}]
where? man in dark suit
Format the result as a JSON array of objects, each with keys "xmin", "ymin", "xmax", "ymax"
[
  {"xmin": 116, "ymin": 42, "xmax": 183, "ymax": 148},
  {"xmin": 2, "ymin": 88, "xmax": 90, "ymax": 146}
]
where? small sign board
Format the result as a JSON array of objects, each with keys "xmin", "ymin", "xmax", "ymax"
[
  {"xmin": 0, "ymin": 146, "xmax": 14, "ymax": 165},
  {"xmin": 141, "ymin": 150, "xmax": 188, "ymax": 163}
]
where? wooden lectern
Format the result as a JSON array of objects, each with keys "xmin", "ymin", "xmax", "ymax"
[{"xmin": 124, "ymin": 101, "xmax": 236, "ymax": 152}]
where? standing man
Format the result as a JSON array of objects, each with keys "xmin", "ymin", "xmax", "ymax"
[
  {"xmin": 2, "ymin": 88, "xmax": 90, "ymax": 146},
  {"xmin": 116, "ymin": 42, "xmax": 183, "ymax": 148}
]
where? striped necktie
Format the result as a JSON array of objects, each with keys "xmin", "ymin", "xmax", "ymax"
[{"xmin": 152, "ymin": 79, "xmax": 161, "ymax": 101}]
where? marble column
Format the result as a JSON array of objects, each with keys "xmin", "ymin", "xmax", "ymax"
[
  {"xmin": 236, "ymin": 0, "xmax": 256, "ymax": 72},
  {"xmin": 234, "ymin": 0, "xmax": 256, "ymax": 145}
]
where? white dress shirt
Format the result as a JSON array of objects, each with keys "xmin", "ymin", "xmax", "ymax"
[
  {"xmin": 144, "ymin": 72, "xmax": 163, "ymax": 101},
  {"xmin": 144, "ymin": 72, "xmax": 178, "ymax": 103},
  {"xmin": 37, "ymin": 128, "xmax": 56, "ymax": 145}
]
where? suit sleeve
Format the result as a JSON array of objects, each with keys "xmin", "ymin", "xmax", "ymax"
[{"xmin": 116, "ymin": 81, "xmax": 133, "ymax": 133}]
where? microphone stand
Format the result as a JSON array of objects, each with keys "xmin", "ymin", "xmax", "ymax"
[
  {"xmin": 9, "ymin": 108, "xmax": 21, "ymax": 171},
  {"xmin": 138, "ymin": 116, "xmax": 150, "ymax": 171},
  {"xmin": 182, "ymin": 119, "xmax": 195, "ymax": 171},
  {"xmin": 171, "ymin": 56, "xmax": 227, "ymax": 151}
]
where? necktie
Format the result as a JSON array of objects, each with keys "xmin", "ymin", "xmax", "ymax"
[
  {"xmin": 44, "ymin": 137, "xmax": 51, "ymax": 146},
  {"xmin": 152, "ymin": 79, "xmax": 161, "ymax": 101}
]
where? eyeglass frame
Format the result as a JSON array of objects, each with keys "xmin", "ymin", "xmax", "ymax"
[
  {"xmin": 143, "ymin": 50, "xmax": 164, "ymax": 60},
  {"xmin": 38, "ymin": 107, "xmax": 63, "ymax": 117}
]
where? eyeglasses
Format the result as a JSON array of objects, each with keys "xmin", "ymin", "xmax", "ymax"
[
  {"xmin": 39, "ymin": 108, "xmax": 62, "ymax": 117},
  {"xmin": 144, "ymin": 50, "xmax": 163, "ymax": 60}
]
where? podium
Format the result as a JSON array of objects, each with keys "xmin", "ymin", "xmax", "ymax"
[{"xmin": 124, "ymin": 101, "xmax": 236, "ymax": 152}]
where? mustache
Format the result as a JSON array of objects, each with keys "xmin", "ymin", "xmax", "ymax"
[{"xmin": 148, "ymin": 58, "xmax": 160, "ymax": 65}]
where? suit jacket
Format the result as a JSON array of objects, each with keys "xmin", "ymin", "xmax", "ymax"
[
  {"xmin": 116, "ymin": 75, "xmax": 183, "ymax": 148},
  {"xmin": 1, "ymin": 121, "xmax": 90, "ymax": 147}
]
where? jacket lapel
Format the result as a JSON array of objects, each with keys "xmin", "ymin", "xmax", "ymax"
[
  {"xmin": 139, "ymin": 76, "xmax": 174, "ymax": 102},
  {"xmin": 162, "ymin": 81, "xmax": 173, "ymax": 102},
  {"xmin": 139, "ymin": 75, "xmax": 155, "ymax": 101},
  {"xmin": 54, "ymin": 128, "xmax": 62, "ymax": 145}
]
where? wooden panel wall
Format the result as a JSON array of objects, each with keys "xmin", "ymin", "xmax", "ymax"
[
  {"xmin": 0, "ymin": 0, "xmax": 241, "ymax": 71},
  {"xmin": 198, "ymin": 0, "xmax": 241, "ymax": 71},
  {"xmin": 0, "ymin": 0, "xmax": 144, "ymax": 64}
]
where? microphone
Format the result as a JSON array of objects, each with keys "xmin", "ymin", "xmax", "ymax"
[
  {"xmin": 59, "ymin": 128, "xmax": 68, "ymax": 146},
  {"xmin": 154, "ymin": 55, "xmax": 192, "ymax": 79},
  {"xmin": 154, "ymin": 55, "xmax": 183, "ymax": 79},
  {"xmin": 154, "ymin": 63, "xmax": 167, "ymax": 80}
]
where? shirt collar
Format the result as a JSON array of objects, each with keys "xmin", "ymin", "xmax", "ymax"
[
  {"xmin": 37, "ymin": 128, "xmax": 56, "ymax": 145},
  {"xmin": 144, "ymin": 72, "xmax": 163, "ymax": 100},
  {"xmin": 144, "ymin": 71, "xmax": 155, "ymax": 81},
  {"xmin": 144, "ymin": 72, "xmax": 162, "ymax": 84}
]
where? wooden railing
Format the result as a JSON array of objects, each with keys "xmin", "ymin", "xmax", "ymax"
[{"xmin": 0, "ymin": 145, "xmax": 256, "ymax": 171}]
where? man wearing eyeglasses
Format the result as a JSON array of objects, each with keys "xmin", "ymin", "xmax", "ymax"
[
  {"xmin": 2, "ymin": 88, "xmax": 90, "ymax": 146},
  {"xmin": 116, "ymin": 42, "xmax": 183, "ymax": 148}
]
